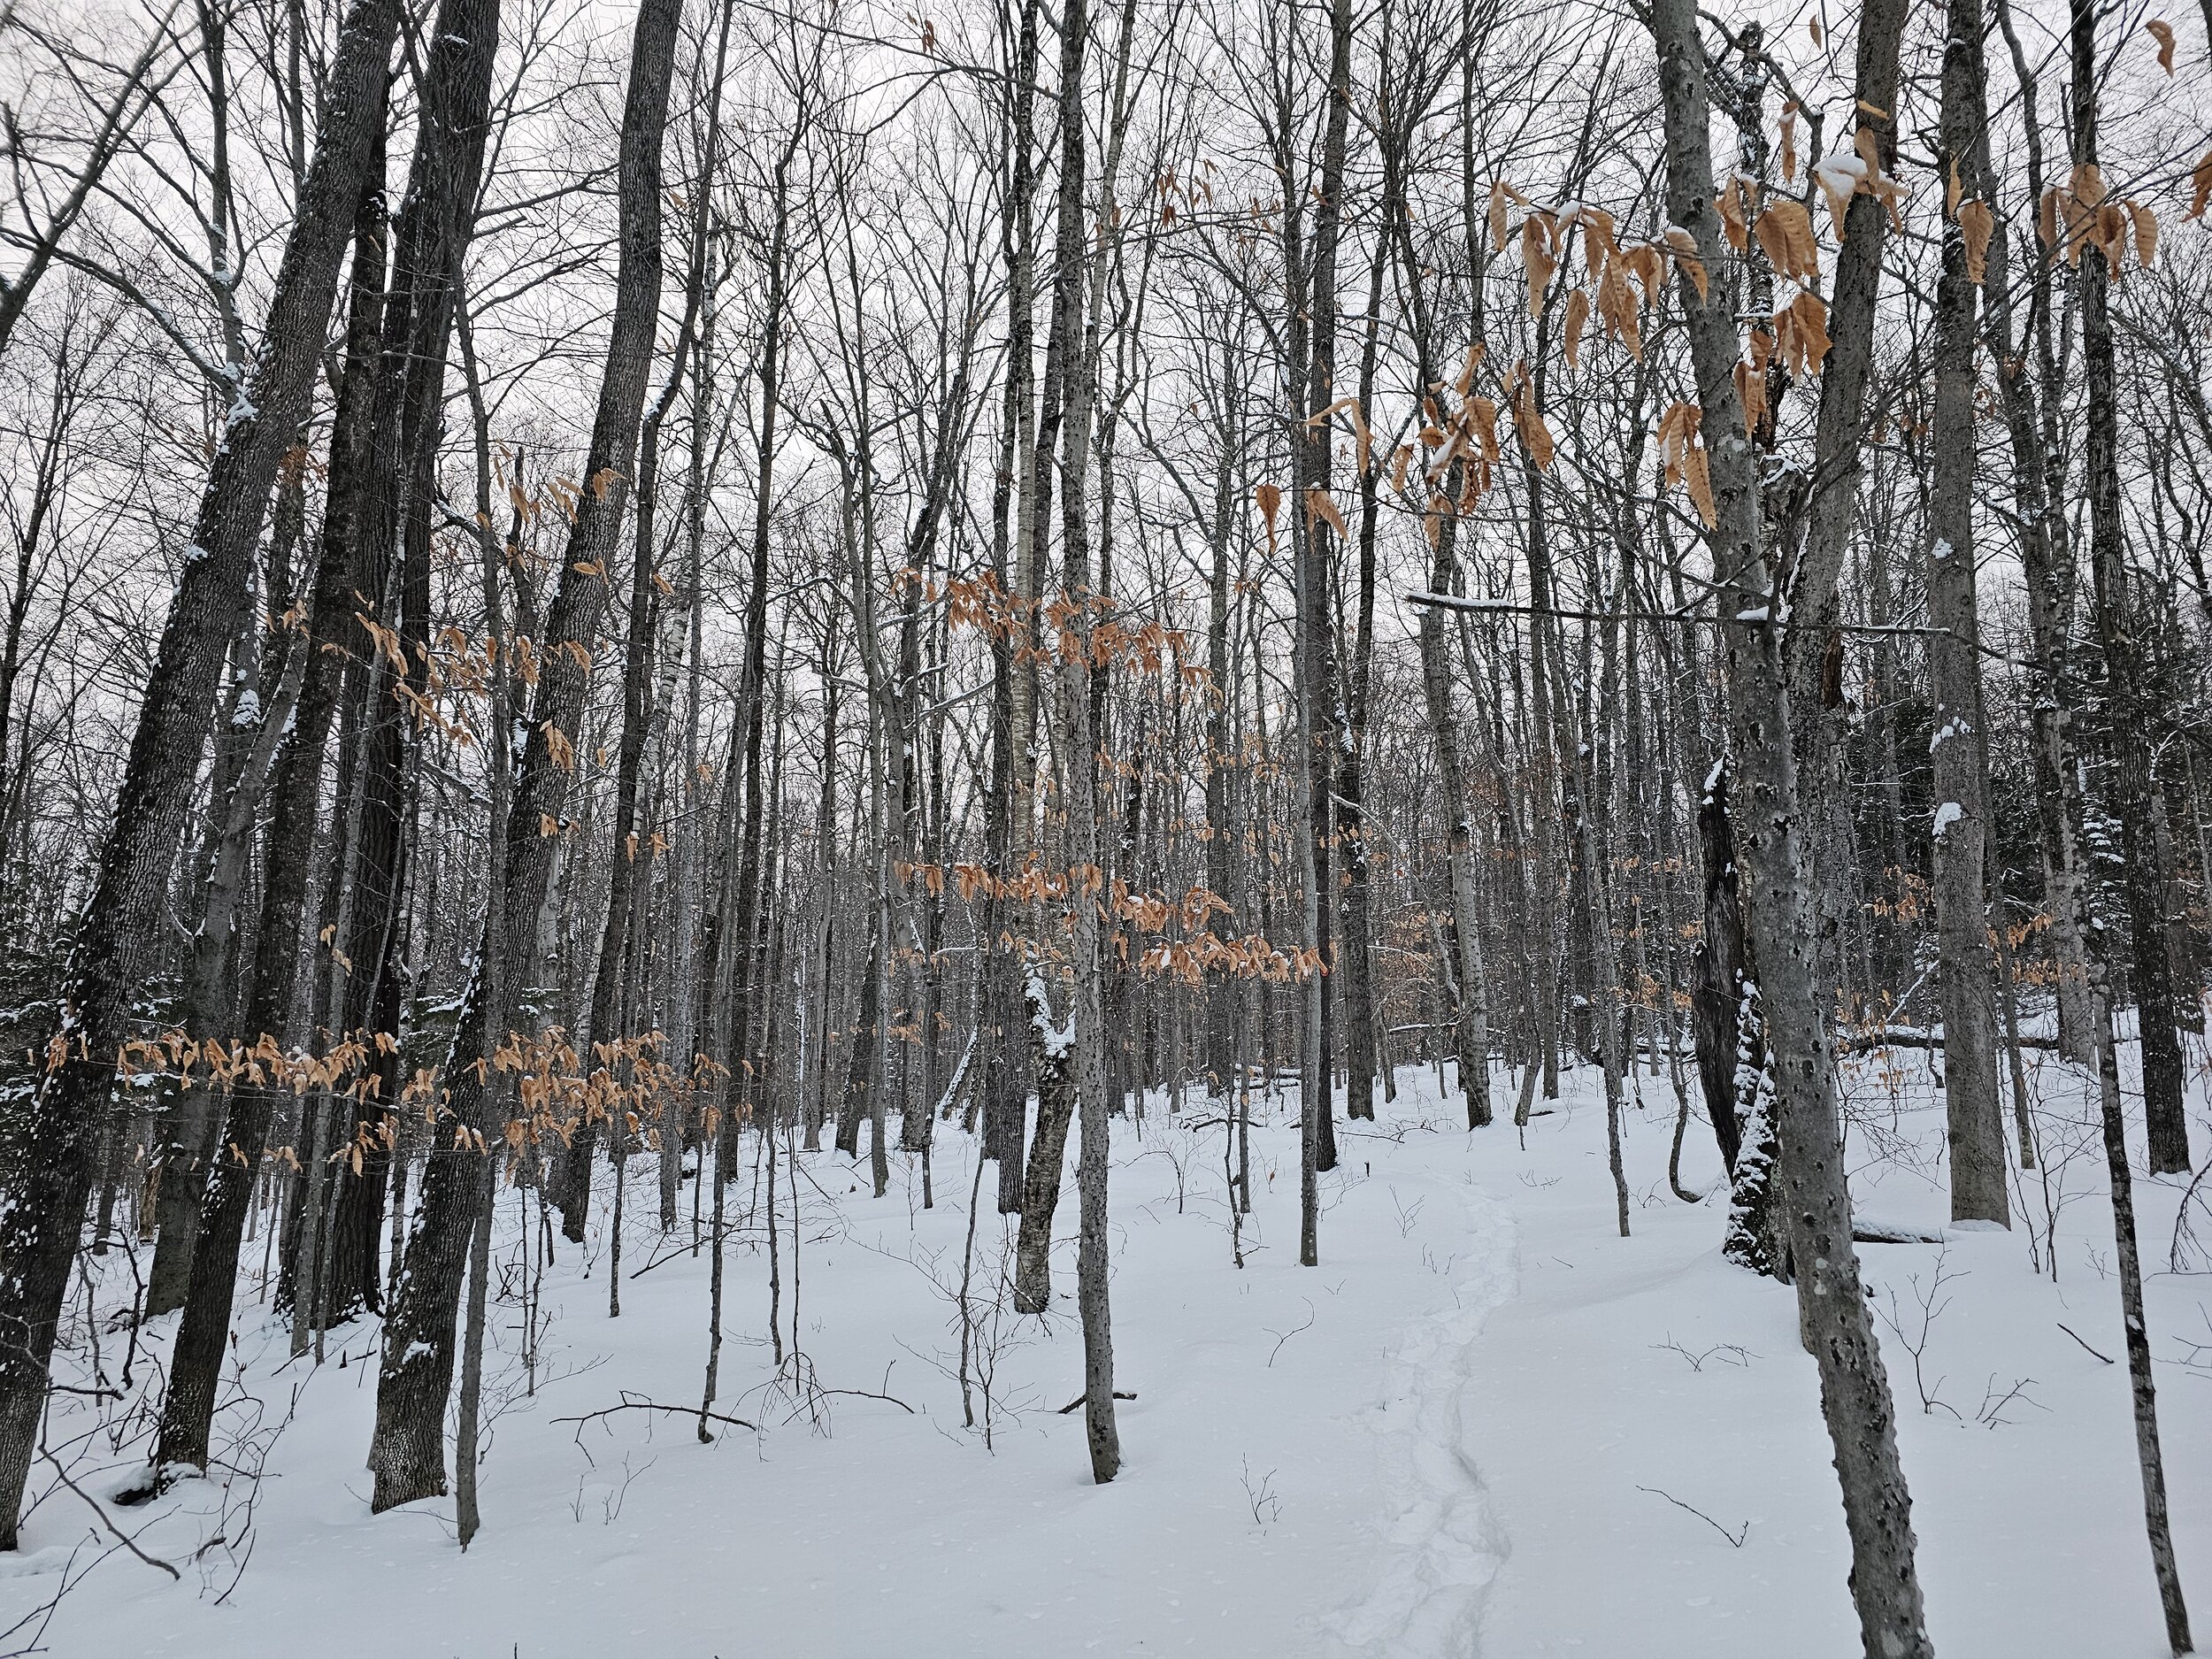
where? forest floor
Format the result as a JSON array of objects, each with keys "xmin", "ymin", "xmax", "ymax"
[{"xmin": 4, "ymin": 1041, "xmax": 2209, "ymax": 1658}]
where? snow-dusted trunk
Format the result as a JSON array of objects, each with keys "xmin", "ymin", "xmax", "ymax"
[
  {"xmin": 1012, "ymin": 975, "xmax": 1076, "ymax": 1316},
  {"xmin": 1651, "ymin": 4, "xmax": 1932, "ymax": 1651},
  {"xmin": 1336, "ymin": 219, "xmax": 1388, "ymax": 1125},
  {"xmin": 724, "ymin": 113, "xmax": 804, "ymax": 1201},
  {"xmin": 148, "ymin": 572, "xmax": 310, "ymax": 1315},
  {"xmin": 1778, "ymin": 0, "xmax": 1904, "ymax": 987},
  {"xmin": 185, "ymin": 0, "xmax": 505, "ymax": 1458},
  {"xmin": 0, "ymin": 0, "xmax": 403, "ymax": 1544},
  {"xmin": 1927, "ymin": 20, "xmax": 2006, "ymax": 1225},
  {"xmin": 665, "ymin": 272, "xmax": 713, "ymax": 1224},
  {"xmin": 2068, "ymin": 3, "xmax": 2196, "ymax": 1643},
  {"xmin": 985, "ymin": 0, "xmax": 1044, "ymax": 1217},
  {"xmin": 1973, "ymin": 0, "xmax": 2093, "ymax": 1069},
  {"xmin": 1385, "ymin": 109, "xmax": 1492, "ymax": 1131},
  {"xmin": 1296, "ymin": 0, "xmax": 1355, "ymax": 1248},
  {"xmin": 365, "ymin": 0, "xmax": 674, "ymax": 1514},
  {"xmin": 1416, "ymin": 556, "xmax": 1494, "ymax": 1129},
  {"xmin": 1056, "ymin": 0, "xmax": 1120, "ymax": 1475},
  {"xmin": 1202, "ymin": 345, "xmax": 1238, "ymax": 1110},
  {"xmin": 2071, "ymin": 42, "xmax": 2191, "ymax": 1179}
]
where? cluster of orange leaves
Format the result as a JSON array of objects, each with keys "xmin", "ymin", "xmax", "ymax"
[
  {"xmin": 101, "ymin": 1028, "xmax": 435, "ymax": 1176},
  {"xmin": 1134, "ymin": 933, "xmax": 1324, "ymax": 987},
  {"xmin": 897, "ymin": 859, "xmax": 1228, "ymax": 931},
  {"xmin": 1502, "ymin": 194, "xmax": 1678, "ymax": 368},
  {"xmin": 893, "ymin": 859, "xmax": 1317, "ymax": 983},
  {"xmin": 107, "ymin": 1027, "xmax": 422, "ymax": 1102},
  {"xmin": 94, "ymin": 1024, "xmax": 724, "ymax": 1173},
  {"xmin": 474, "ymin": 1029, "xmax": 726, "ymax": 1157},
  {"xmin": 933, "ymin": 570, "xmax": 1208, "ymax": 689},
  {"xmin": 352, "ymin": 611, "xmax": 592, "ymax": 755}
]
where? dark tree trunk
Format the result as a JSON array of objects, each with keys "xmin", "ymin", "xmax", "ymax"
[
  {"xmin": 558, "ymin": 0, "xmax": 734, "ymax": 1241},
  {"xmin": 157, "ymin": 0, "xmax": 500, "ymax": 1478},
  {"xmin": 365, "ymin": 0, "xmax": 677, "ymax": 1513},
  {"xmin": 0, "ymin": 0, "xmax": 403, "ymax": 1544},
  {"xmin": 2072, "ymin": 41, "xmax": 2191, "ymax": 1178},
  {"xmin": 1691, "ymin": 768, "xmax": 1749, "ymax": 1176},
  {"xmin": 2068, "ymin": 2, "xmax": 2197, "ymax": 1644},
  {"xmin": 1929, "ymin": 0, "xmax": 2007, "ymax": 1224}
]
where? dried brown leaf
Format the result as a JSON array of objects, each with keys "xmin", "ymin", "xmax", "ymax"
[
  {"xmin": 2148, "ymin": 19, "xmax": 2177, "ymax": 72},
  {"xmin": 2127, "ymin": 199, "xmax": 2160, "ymax": 268},
  {"xmin": 1663, "ymin": 227, "xmax": 1709, "ymax": 301},
  {"xmin": 1959, "ymin": 198, "xmax": 1994, "ymax": 284}
]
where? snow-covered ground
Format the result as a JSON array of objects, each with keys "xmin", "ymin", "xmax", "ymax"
[{"xmin": 5, "ymin": 1044, "xmax": 2208, "ymax": 1657}]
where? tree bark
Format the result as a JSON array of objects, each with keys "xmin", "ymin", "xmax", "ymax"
[
  {"xmin": 157, "ymin": 0, "xmax": 499, "ymax": 1477},
  {"xmin": 1928, "ymin": 12, "xmax": 2007, "ymax": 1225},
  {"xmin": 0, "ymin": 0, "xmax": 403, "ymax": 1545},
  {"xmin": 1651, "ymin": 4, "xmax": 1933, "ymax": 1649},
  {"xmin": 2067, "ymin": 2, "xmax": 2197, "ymax": 1644},
  {"xmin": 365, "ymin": 0, "xmax": 677, "ymax": 1513},
  {"xmin": 2070, "ymin": 6, "xmax": 2192, "ymax": 1178}
]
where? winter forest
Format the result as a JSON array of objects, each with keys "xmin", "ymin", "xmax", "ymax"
[{"xmin": 0, "ymin": 0, "xmax": 2209, "ymax": 1647}]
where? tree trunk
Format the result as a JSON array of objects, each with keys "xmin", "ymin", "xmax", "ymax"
[
  {"xmin": 2067, "ymin": 2, "xmax": 2197, "ymax": 1644},
  {"xmin": 2071, "ymin": 23, "xmax": 2191, "ymax": 1178},
  {"xmin": 365, "ymin": 0, "xmax": 676, "ymax": 1513},
  {"xmin": 1651, "ymin": 4, "xmax": 1933, "ymax": 1650},
  {"xmin": 157, "ymin": 0, "xmax": 499, "ymax": 1477},
  {"xmin": 1928, "ymin": 5, "xmax": 2007, "ymax": 1225},
  {"xmin": 0, "ymin": 0, "xmax": 402, "ymax": 1543}
]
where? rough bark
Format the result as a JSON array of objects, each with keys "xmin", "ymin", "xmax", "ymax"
[
  {"xmin": 0, "ymin": 0, "xmax": 402, "ymax": 1544},
  {"xmin": 2067, "ymin": 2, "xmax": 2197, "ymax": 1643},
  {"xmin": 1651, "ymin": 3, "xmax": 1932, "ymax": 1650},
  {"xmin": 1692, "ymin": 770, "xmax": 1751, "ymax": 1179},
  {"xmin": 365, "ymin": 0, "xmax": 677, "ymax": 1512},
  {"xmin": 1778, "ymin": 0, "xmax": 1907, "ymax": 967},
  {"xmin": 2070, "ymin": 9, "xmax": 2191, "ymax": 1178},
  {"xmin": 1928, "ymin": 9, "xmax": 2007, "ymax": 1224},
  {"xmin": 157, "ymin": 0, "xmax": 498, "ymax": 1477}
]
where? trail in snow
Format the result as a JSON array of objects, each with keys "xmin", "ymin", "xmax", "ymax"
[
  {"xmin": 3, "ymin": 1079, "xmax": 1522, "ymax": 1659},
  {"xmin": 1329, "ymin": 1162, "xmax": 1517, "ymax": 1656},
  {"xmin": 10, "ymin": 1052, "xmax": 2202, "ymax": 1658}
]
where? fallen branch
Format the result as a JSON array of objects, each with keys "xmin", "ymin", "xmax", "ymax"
[
  {"xmin": 40, "ymin": 1450, "xmax": 179, "ymax": 1580},
  {"xmin": 1056, "ymin": 1391, "xmax": 1138, "ymax": 1415},
  {"xmin": 816, "ymin": 1386, "xmax": 917, "ymax": 1414},
  {"xmin": 2056, "ymin": 1323, "xmax": 2115, "ymax": 1364},
  {"xmin": 1637, "ymin": 1484, "xmax": 1749, "ymax": 1548},
  {"xmin": 1853, "ymin": 1223, "xmax": 1947, "ymax": 1245},
  {"xmin": 553, "ymin": 1391, "xmax": 759, "ymax": 1450},
  {"xmin": 1843, "ymin": 1025, "xmax": 2058, "ymax": 1054}
]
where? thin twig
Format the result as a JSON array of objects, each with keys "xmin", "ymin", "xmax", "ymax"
[
  {"xmin": 2056, "ymin": 1322, "xmax": 2115, "ymax": 1363},
  {"xmin": 552, "ymin": 1393, "xmax": 760, "ymax": 1450},
  {"xmin": 1637, "ymin": 1484, "xmax": 1750, "ymax": 1548}
]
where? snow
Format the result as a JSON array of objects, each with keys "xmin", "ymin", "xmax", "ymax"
[
  {"xmin": 1932, "ymin": 801, "xmax": 1963, "ymax": 838},
  {"xmin": 1026, "ymin": 964, "xmax": 1074, "ymax": 1060},
  {"xmin": 1929, "ymin": 718, "xmax": 1972, "ymax": 752},
  {"xmin": 7, "ymin": 1046, "xmax": 2208, "ymax": 1657}
]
